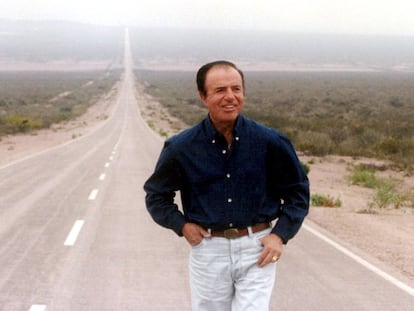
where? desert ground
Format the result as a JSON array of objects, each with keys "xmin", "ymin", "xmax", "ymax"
[{"xmin": 1, "ymin": 78, "xmax": 413, "ymax": 288}]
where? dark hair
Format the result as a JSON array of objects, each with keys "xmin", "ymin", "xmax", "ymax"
[{"xmin": 196, "ymin": 60, "xmax": 245, "ymax": 97}]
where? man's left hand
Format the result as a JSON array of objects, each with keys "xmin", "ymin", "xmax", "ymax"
[{"xmin": 257, "ymin": 233, "xmax": 284, "ymax": 267}]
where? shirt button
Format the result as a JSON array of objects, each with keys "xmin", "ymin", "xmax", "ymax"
[
  {"xmin": 229, "ymin": 223, "xmax": 233, "ymax": 227},
  {"xmin": 227, "ymin": 198, "xmax": 232, "ymax": 203},
  {"xmin": 226, "ymin": 173, "xmax": 231, "ymax": 178},
  {"xmin": 235, "ymin": 136, "xmax": 240, "ymax": 141},
  {"xmin": 212, "ymin": 139, "xmax": 216, "ymax": 144},
  {"xmin": 222, "ymin": 150, "xmax": 227, "ymax": 154}
]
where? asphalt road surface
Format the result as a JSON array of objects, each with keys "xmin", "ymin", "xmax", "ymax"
[{"xmin": 1, "ymin": 29, "xmax": 413, "ymax": 311}]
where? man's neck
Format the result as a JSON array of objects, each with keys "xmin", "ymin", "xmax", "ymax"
[{"xmin": 209, "ymin": 115, "xmax": 237, "ymax": 147}]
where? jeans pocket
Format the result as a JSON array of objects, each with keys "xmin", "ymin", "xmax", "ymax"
[
  {"xmin": 191, "ymin": 238, "xmax": 206, "ymax": 249},
  {"xmin": 253, "ymin": 228, "xmax": 272, "ymax": 247}
]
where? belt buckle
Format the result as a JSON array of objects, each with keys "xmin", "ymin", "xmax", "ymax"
[{"xmin": 223, "ymin": 228, "xmax": 239, "ymax": 239}]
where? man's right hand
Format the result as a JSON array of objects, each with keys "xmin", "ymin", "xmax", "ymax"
[{"xmin": 182, "ymin": 223, "xmax": 211, "ymax": 246}]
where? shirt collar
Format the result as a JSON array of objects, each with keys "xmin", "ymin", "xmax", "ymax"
[{"xmin": 203, "ymin": 114, "xmax": 244, "ymax": 143}]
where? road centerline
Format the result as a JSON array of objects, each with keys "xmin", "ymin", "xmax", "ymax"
[
  {"xmin": 64, "ymin": 220, "xmax": 85, "ymax": 246},
  {"xmin": 29, "ymin": 305, "xmax": 46, "ymax": 311},
  {"xmin": 88, "ymin": 189, "xmax": 99, "ymax": 200}
]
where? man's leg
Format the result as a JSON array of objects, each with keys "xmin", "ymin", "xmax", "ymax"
[
  {"xmin": 232, "ymin": 228, "xmax": 277, "ymax": 311},
  {"xmin": 189, "ymin": 237, "xmax": 234, "ymax": 311}
]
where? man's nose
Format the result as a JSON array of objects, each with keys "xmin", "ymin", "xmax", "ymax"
[{"xmin": 224, "ymin": 89, "xmax": 235, "ymax": 100}]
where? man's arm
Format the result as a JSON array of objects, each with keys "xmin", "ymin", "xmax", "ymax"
[
  {"xmin": 269, "ymin": 133, "xmax": 310, "ymax": 243},
  {"xmin": 143, "ymin": 142, "xmax": 187, "ymax": 236}
]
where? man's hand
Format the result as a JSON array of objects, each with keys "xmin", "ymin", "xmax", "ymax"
[
  {"xmin": 257, "ymin": 233, "xmax": 284, "ymax": 267},
  {"xmin": 182, "ymin": 223, "xmax": 211, "ymax": 246}
]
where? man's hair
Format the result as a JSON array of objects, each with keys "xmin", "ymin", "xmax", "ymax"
[{"xmin": 196, "ymin": 60, "xmax": 245, "ymax": 97}]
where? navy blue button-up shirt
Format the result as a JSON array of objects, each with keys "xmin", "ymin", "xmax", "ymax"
[{"xmin": 144, "ymin": 115, "xmax": 309, "ymax": 243}]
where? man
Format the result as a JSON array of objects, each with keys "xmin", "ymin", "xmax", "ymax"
[{"xmin": 144, "ymin": 60, "xmax": 309, "ymax": 310}]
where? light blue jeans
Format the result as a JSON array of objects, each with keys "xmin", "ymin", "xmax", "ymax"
[{"xmin": 189, "ymin": 228, "xmax": 276, "ymax": 311}]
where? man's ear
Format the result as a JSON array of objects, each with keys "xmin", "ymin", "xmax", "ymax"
[{"xmin": 199, "ymin": 91, "xmax": 207, "ymax": 106}]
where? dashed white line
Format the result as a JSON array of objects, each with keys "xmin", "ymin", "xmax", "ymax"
[
  {"xmin": 99, "ymin": 173, "xmax": 106, "ymax": 181},
  {"xmin": 105, "ymin": 162, "xmax": 110, "ymax": 168},
  {"xmin": 303, "ymin": 223, "xmax": 414, "ymax": 297},
  {"xmin": 64, "ymin": 220, "xmax": 85, "ymax": 246},
  {"xmin": 29, "ymin": 305, "xmax": 46, "ymax": 311},
  {"xmin": 109, "ymin": 156, "xmax": 114, "ymax": 161},
  {"xmin": 88, "ymin": 189, "xmax": 99, "ymax": 200}
]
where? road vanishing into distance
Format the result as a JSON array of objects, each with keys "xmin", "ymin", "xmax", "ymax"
[{"xmin": 1, "ymin": 29, "xmax": 414, "ymax": 311}]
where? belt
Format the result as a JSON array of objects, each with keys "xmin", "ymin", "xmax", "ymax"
[{"xmin": 209, "ymin": 222, "xmax": 271, "ymax": 239}]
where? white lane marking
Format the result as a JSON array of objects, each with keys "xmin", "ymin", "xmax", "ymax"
[
  {"xmin": 88, "ymin": 189, "xmax": 99, "ymax": 200},
  {"xmin": 29, "ymin": 305, "xmax": 46, "ymax": 311},
  {"xmin": 99, "ymin": 173, "xmax": 106, "ymax": 181},
  {"xmin": 303, "ymin": 223, "xmax": 414, "ymax": 297},
  {"xmin": 105, "ymin": 162, "xmax": 110, "ymax": 168},
  {"xmin": 64, "ymin": 220, "xmax": 85, "ymax": 246},
  {"xmin": 109, "ymin": 156, "xmax": 114, "ymax": 161}
]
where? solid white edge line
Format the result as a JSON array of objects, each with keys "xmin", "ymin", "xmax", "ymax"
[
  {"xmin": 302, "ymin": 223, "xmax": 414, "ymax": 297},
  {"xmin": 88, "ymin": 189, "xmax": 99, "ymax": 200},
  {"xmin": 29, "ymin": 305, "xmax": 46, "ymax": 311},
  {"xmin": 64, "ymin": 220, "xmax": 85, "ymax": 246}
]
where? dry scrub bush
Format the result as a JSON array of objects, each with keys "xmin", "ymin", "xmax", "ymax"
[{"xmin": 135, "ymin": 70, "xmax": 414, "ymax": 170}]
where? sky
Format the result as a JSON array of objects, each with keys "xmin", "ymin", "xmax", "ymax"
[{"xmin": 1, "ymin": 0, "xmax": 414, "ymax": 36}]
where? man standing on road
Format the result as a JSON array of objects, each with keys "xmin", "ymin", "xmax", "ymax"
[{"xmin": 144, "ymin": 60, "xmax": 309, "ymax": 310}]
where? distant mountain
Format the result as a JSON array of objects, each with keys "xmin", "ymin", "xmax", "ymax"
[
  {"xmin": 129, "ymin": 27, "xmax": 414, "ymax": 71},
  {"xmin": 1, "ymin": 20, "xmax": 414, "ymax": 71},
  {"xmin": 0, "ymin": 19, "xmax": 123, "ymax": 62}
]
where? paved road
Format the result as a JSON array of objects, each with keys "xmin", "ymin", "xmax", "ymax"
[{"xmin": 1, "ymin": 29, "xmax": 413, "ymax": 311}]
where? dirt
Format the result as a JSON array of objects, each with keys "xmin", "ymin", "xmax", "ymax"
[
  {"xmin": 1, "ymin": 78, "xmax": 414, "ymax": 287},
  {"xmin": 304, "ymin": 155, "xmax": 414, "ymax": 285}
]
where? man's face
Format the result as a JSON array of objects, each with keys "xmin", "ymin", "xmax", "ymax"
[{"xmin": 199, "ymin": 66, "xmax": 244, "ymax": 126}]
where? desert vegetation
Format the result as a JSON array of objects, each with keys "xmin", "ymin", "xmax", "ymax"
[
  {"xmin": 135, "ymin": 70, "xmax": 414, "ymax": 171},
  {"xmin": 348, "ymin": 163, "xmax": 410, "ymax": 211},
  {"xmin": 311, "ymin": 193, "xmax": 342, "ymax": 208},
  {"xmin": 0, "ymin": 69, "xmax": 121, "ymax": 136}
]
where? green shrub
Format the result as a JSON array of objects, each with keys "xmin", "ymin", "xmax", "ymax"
[
  {"xmin": 410, "ymin": 191, "xmax": 414, "ymax": 209},
  {"xmin": 311, "ymin": 193, "xmax": 342, "ymax": 207},
  {"xmin": 348, "ymin": 164, "xmax": 378, "ymax": 188},
  {"xmin": 297, "ymin": 141, "xmax": 324, "ymax": 156},
  {"xmin": 372, "ymin": 179, "xmax": 405, "ymax": 209},
  {"xmin": 3, "ymin": 114, "xmax": 44, "ymax": 133}
]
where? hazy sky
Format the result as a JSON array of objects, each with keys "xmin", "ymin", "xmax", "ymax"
[{"xmin": 1, "ymin": 0, "xmax": 414, "ymax": 35}]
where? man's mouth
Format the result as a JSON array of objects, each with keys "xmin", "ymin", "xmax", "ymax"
[{"xmin": 223, "ymin": 104, "xmax": 236, "ymax": 111}]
